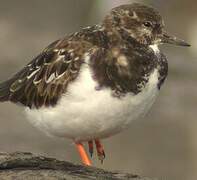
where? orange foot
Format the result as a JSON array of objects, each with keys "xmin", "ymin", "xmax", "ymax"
[
  {"xmin": 88, "ymin": 139, "xmax": 106, "ymax": 163},
  {"xmin": 76, "ymin": 139, "xmax": 106, "ymax": 166},
  {"xmin": 76, "ymin": 142, "xmax": 92, "ymax": 166}
]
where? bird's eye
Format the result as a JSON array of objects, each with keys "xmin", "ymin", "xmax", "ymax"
[{"xmin": 143, "ymin": 21, "xmax": 153, "ymax": 28}]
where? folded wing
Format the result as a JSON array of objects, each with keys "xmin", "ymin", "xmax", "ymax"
[{"xmin": 0, "ymin": 39, "xmax": 91, "ymax": 108}]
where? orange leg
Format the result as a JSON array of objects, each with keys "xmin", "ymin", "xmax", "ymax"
[
  {"xmin": 88, "ymin": 141, "xmax": 94, "ymax": 157},
  {"xmin": 75, "ymin": 142, "xmax": 92, "ymax": 166},
  {"xmin": 95, "ymin": 139, "xmax": 106, "ymax": 163}
]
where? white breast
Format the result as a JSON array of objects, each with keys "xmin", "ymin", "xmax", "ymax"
[
  {"xmin": 25, "ymin": 64, "xmax": 160, "ymax": 142},
  {"xmin": 149, "ymin": 44, "xmax": 160, "ymax": 54}
]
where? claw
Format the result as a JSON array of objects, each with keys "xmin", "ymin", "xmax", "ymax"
[{"xmin": 95, "ymin": 139, "xmax": 106, "ymax": 163}]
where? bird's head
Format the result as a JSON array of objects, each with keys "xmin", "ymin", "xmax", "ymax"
[{"xmin": 103, "ymin": 3, "xmax": 190, "ymax": 47}]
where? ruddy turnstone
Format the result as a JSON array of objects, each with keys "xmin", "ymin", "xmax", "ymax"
[{"xmin": 0, "ymin": 3, "xmax": 190, "ymax": 166}]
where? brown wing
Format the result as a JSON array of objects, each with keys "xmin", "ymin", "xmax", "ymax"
[{"xmin": 0, "ymin": 39, "xmax": 92, "ymax": 108}]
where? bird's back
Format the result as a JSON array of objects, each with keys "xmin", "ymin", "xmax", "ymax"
[
  {"xmin": 0, "ymin": 23, "xmax": 168, "ymax": 109},
  {"xmin": 0, "ymin": 36, "xmax": 91, "ymax": 108}
]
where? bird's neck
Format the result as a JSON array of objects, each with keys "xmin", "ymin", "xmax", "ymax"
[{"xmin": 149, "ymin": 44, "xmax": 160, "ymax": 54}]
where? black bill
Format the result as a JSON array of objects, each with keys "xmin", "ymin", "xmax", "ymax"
[{"xmin": 160, "ymin": 32, "xmax": 191, "ymax": 47}]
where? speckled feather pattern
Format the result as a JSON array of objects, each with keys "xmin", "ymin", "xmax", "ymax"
[
  {"xmin": 0, "ymin": 3, "xmax": 169, "ymax": 141},
  {"xmin": 25, "ymin": 59, "xmax": 160, "ymax": 141}
]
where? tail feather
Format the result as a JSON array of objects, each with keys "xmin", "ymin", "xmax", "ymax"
[
  {"xmin": 0, "ymin": 79, "xmax": 12, "ymax": 101},
  {"xmin": 0, "ymin": 65, "xmax": 30, "ymax": 103}
]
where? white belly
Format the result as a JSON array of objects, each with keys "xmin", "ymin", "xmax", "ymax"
[{"xmin": 25, "ymin": 64, "xmax": 159, "ymax": 142}]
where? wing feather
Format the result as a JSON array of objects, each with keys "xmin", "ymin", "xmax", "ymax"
[{"xmin": 0, "ymin": 39, "xmax": 92, "ymax": 108}]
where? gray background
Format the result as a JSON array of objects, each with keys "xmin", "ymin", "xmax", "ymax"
[{"xmin": 0, "ymin": 0, "xmax": 196, "ymax": 180}]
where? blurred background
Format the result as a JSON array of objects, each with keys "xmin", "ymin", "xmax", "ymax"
[{"xmin": 0, "ymin": 0, "xmax": 196, "ymax": 180}]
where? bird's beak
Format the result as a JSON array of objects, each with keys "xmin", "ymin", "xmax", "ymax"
[{"xmin": 159, "ymin": 31, "xmax": 191, "ymax": 47}]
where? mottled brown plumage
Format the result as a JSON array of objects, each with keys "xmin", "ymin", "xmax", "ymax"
[
  {"xmin": 6, "ymin": 40, "xmax": 94, "ymax": 108},
  {"xmin": 0, "ymin": 3, "xmax": 190, "ymax": 166},
  {"xmin": 0, "ymin": 3, "xmax": 189, "ymax": 109}
]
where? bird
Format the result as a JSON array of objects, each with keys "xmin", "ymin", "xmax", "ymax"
[{"xmin": 0, "ymin": 3, "xmax": 190, "ymax": 166}]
